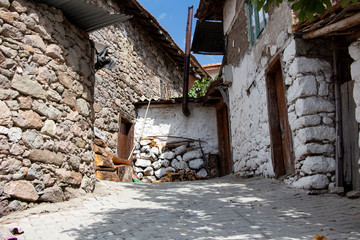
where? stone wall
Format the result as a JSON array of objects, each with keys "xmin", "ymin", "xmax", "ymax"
[
  {"xmin": 0, "ymin": 0, "xmax": 95, "ymax": 215},
  {"xmin": 90, "ymin": 16, "xmax": 183, "ymax": 154},
  {"xmin": 349, "ymin": 37, "xmax": 360, "ymax": 182},
  {"xmin": 133, "ymin": 103, "xmax": 218, "ymax": 182},
  {"xmin": 224, "ymin": 1, "xmax": 336, "ymax": 189}
]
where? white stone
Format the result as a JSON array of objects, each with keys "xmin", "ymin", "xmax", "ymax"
[
  {"xmin": 41, "ymin": 120, "xmax": 56, "ymax": 137},
  {"xmin": 287, "ymin": 76, "xmax": 317, "ymax": 103},
  {"xmin": 297, "ymin": 126, "xmax": 335, "ymax": 144},
  {"xmin": 159, "ymin": 151, "xmax": 175, "ymax": 160},
  {"xmin": 0, "ymin": 126, "xmax": 9, "ymax": 135},
  {"xmin": 150, "ymin": 147, "xmax": 159, "ymax": 156},
  {"xmin": 151, "ymin": 161, "xmax": 162, "ymax": 170},
  {"xmin": 283, "ymin": 39, "xmax": 296, "ymax": 63},
  {"xmin": 350, "ymin": 60, "xmax": 360, "ymax": 81},
  {"xmin": 349, "ymin": 40, "xmax": 360, "ymax": 61},
  {"xmin": 22, "ymin": 129, "xmax": 43, "ymax": 149},
  {"xmin": 0, "ymin": 100, "xmax": 11, "ymax": 126},
  {"xmin": 293, "ymin": 174, "xmax": 329, "ymax": 190},
  {"xmin": 294, "ymin": 143, "xmax": 334, "ymax": 160},
  {"xmin": 288, "ymin": 57, "xmax": 331, "ymax": 77},
  {"xmin": 135, "ymin": 159, "xmax": 151, "ymax": 168},
  {"xmin": 46, "ymin": 44, "xmax": 64, "ymax": 61},
  {"xmin": 293, "ymin": 115, "xmax": 321, "ymax": 131},
  {"xmin": 76, "ymin": 98, "xmax": 89, "ymax": 117},
  {"xmin": 94, "ymin": 127, "xmax": 106, "ymax": 140},
  {"xmin": 295, "ymin": 97, "xmax": 335, "ymax": 117},
  {"xmin": 176, "ymin": 155, "xmax": 183, "ymax": 161},
  {"xmin": 160, "ymin": 159, "xmax": 170, "ymax": 167},
  {"xmin": 189, "ymin": 158, "xmax": 204, "ymax": 170},
  {"xmin": 301, "ymin": 156, "xmax": 336, "ymax": 175},
  {"xmin": 174, "ymin": 145, "xmax": 187, "ymax": 155},
  {"xmin": 140, "ymin": 140, "xmax": 152, "ymax": 146},
  {"xmin": 183, "ymin": 150, "xmax": 203, "ymax": 162},
  {"xmin": 154, "ymin": 167, "xmax": 175, "ymax": 179},
  {"xmin": 171, "ymin": 159, "xmax": 180, "ymax": 169},
  {"xmin": 8, "ymin": 127, "xmax": 22, "ymax": 142},
  {"xmin": 197, "ymin": 168, "xmax": 208, "ymax": 178}
]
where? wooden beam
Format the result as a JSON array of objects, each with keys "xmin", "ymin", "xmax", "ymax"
[{"xmin": 303, "ymin": 12, "xmax": 360, "ymax": 39}]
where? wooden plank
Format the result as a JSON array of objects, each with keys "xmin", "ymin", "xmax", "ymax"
[
  {"xmin": 116, "ymin": 165, "xmax": 133, "ymax": 182},
  {"xmin": 110, "ymin": 154, "xmax": 132, "ymax": 166},
  {"xmin": 94, "ymin": 154, "xmax": 115, "ymax": 168},
  {"xmin": 341, "ymin": 81, "xmax": 352, "ymax": 185},
  {"xmin": 95, "ymin": 170, "xmax": 120, "ymax": 182},
  {"xmin": 348, "ymin": 80, "xmax": 360, "ymax": 189}
]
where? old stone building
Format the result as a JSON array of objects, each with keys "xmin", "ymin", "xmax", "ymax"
[
  {"xmin": 0, "ymin": 0, "xmax": 207, "ymax": 215},
  {"xmin": 194, "ymin": 0, "xmax": 360, "ymax": 192}
]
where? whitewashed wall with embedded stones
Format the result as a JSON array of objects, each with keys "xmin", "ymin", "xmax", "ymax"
[
  {"xmin": 349, "ymin": 37, "xmax": 360, "ymax": 177},
  {"xmin": 225, "ymin": 2, "xmax": 336, "ymax": 189},
  {"xmin": 0, "ymin": 0, "xmax": 96, "ymax": 216},
  {"xmin": 133, "ymin": 103, "xmax": 218, "ymax": 182},
  {"xmin": 90, "ymin": 18, "xmax": 183, "ymax": 154}
]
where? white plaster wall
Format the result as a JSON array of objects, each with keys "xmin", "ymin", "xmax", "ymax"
[
  {"xmin": 223, "ymin": 0, "xmax": 237, "ymax": 34},
  {"xmin": 135, "ymin": 103, "xmax": 218, "ymax": 154}
]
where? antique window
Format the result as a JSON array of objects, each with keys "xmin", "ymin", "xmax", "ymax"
[{"xmin": 248, "ymin": 2, "xmax": 269, "ymax": 45}]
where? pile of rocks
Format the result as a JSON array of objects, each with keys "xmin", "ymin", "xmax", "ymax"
[{"xmin": 133, "ymin": 137, "xmax": 209, "ymax": 183}]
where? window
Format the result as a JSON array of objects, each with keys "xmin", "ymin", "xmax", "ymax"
[{"xmin": 248, "ymin": 2, "xmax": 269, "ymax": 45}]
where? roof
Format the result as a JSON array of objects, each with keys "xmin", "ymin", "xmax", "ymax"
[
  {"xmin": 38, "ymin": 0, "xmax": 131, "ymax": 32},
  {"xmin": 195, "ymin": 0, "xmax": 225, "ymax": 21},
  {"xmin": 295, "ymin": 2, "xmax": 360, "ymax": 41},
  {"xmin": 116, "ymin": 0, "xmax": 210, "ymax": 79}
]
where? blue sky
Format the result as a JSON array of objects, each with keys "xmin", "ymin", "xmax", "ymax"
[{"xmin": 137, "ymin": 0, "xmax": 223, "ymax": 66}]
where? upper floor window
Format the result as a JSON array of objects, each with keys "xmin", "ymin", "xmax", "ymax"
[{"xmin": 248, "ymin": 2, "xmax": 269, "ymax": 45}]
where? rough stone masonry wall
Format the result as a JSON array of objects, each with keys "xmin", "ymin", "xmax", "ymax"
[
  {"xmin": 134, "ymin": 104, "xmax": 218, "ymax": 182},
  {"xmin": 90, "ymin": 16, "xmax": 183, "ymax": 154},
  {"xmin": 0, "ymin": 0, "xmax": 95, "ymax": 215},
  {"xmin": 349, "ymin": 37, "xmax": 360, "ymax": 176},
  {"xmin": 282, "ymin": 37, "xmax": 336, "ymax": 190}
]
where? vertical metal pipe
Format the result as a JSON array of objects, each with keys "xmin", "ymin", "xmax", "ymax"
[
  {"xmin": 333, "ymin": 48, "xmax": 344, "ymax": 188},
  {"xmin": 182, "ymin": 6, "xmax": 193, "ymax": 117}
]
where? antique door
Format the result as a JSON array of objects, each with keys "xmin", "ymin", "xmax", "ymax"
[{"xmin": 266, "ymin": 57, "xmax": 294, "ymax": 178}]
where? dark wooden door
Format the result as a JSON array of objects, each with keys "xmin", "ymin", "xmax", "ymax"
[
  {"xmin": 117, "ymin": 116, "xmax": 134, "ymax": 160},
  {"xmin": 266, "ymin": 58, "xmax": 294, "ymax": 178},
  {"xmin": 341, "ymin": 80, "xmax": 360, "ymax": 190},
  {"xmin": 216, "ymin": 101, "xmax": 232, "ymax": 176}
]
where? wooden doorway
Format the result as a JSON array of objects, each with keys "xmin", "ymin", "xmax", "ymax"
[
  {"xmin": 216, "ymin": 101, "xmax": 233, "ymax": 176},
  {"xmin": 117, "ymin": 114, "xmax": 134, "ymax": 160},
  {"xmin": 265, "ymin": 57, "xmax": 294, "ymax": 178},
  {"xmin": 339, "ymin": 49, "xmax": 360, "ymax": 191}
]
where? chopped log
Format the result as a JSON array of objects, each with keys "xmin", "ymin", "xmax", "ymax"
[
  {"xmin": 95, "ymin": 154, "xmax": 115, "ymax": 168},
  {"xmin": 94, "ymin": 138, "xmax": 107, "ymax": 148},
  {"xmin": 95, "ymin": 166, "xmax": 116, "ymax": 172},
  {"xmin": 95, "ymin": 170, "xmax": 120, "ymax": 182},
  {"xmin": 116, "ymin": 165, "xmax": 133, "ymax": 182},
  {"xmin": 110, "ymin": 154, "xmax": 132, "ymax": 166}
]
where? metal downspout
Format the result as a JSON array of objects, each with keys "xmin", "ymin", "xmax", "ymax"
[{"xmin": 182, "ymin": 6, "xmax": 193, "ymax": 117}]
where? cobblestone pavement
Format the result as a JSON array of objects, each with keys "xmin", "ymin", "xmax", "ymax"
[{"xmin": 1, "ymin": 176, "xmax": 359, "ymax": 240}]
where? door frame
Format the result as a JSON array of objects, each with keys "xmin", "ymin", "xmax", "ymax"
[{"xmin": 265, "ymin": 55, "xmax": 295, "ymax": 178}]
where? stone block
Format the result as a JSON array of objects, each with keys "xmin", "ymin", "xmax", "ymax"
[
  {"xmin": 64, "ymin": 187, "xmax": 86, "ymax": 200},
  {"xmin": 23, "ymin": 35, "xmax": 46, "ymax": 52},
  {"xmin": 301, "ymin": 156, "xmax": 336, "ymax": 175},
  {"xmin": 297, "ymin": 126, "xmax": 335, "ymax": 144},
  {"xmin": 29, "ymin": 149, "xmax": 64, "ymax": 166},
  {"xmin": 154, "ymin": 167, "xmax": 175, "ymax": 179},
  {"xmin": 349, "ymin": 40, "xmax": 360, "ymax": 61},
  {"xmin": 143, "ymin": 166, "xmax": 154, "ymax": 176},
  {"xmin": 8, "ymin": 127, "xmax": 22, "ymax": 142},
  {"xmin": 292, "ymin": 174, "xmax": 329, "ymax": 190},
  {"xmin": 287, "ymin": 75, "xmax": 317, "ymax": 103},
  {"xmin": 159, "ymin": 151, "xmax": 175, "ymax": 160},
  {"xmin": 46, "ymin": 44, "xmax": 64, "ymax": 61},
  {"xmin": 0, "ymin": 89, "xmax": 19, "ymax": 100},
  {"xmin": 4, "ymin": 180, "xmax": 39, "ymax": 201},
  {"xmin": 295, "ymin": 97, "xmax": 335, "ymax": 117},
  {"xmin": 189, "ymin": 158, "xmax": 204, "ymax": 170},
  {"xmin": 0, "ymin": 100, "xmax": 11, "ymax": 126},
  {"xmin": 55, "ymin": 169, "xmax": 82, "ymax": 186},
  {"xmin": 197, "ymin": 168, "xmax": 208, "ymax": 178},
  {"xmin": 41, "ymin": 120, "xmax": 56, "ymax": 136},
  {"xmin": 288, "ymin": 57, "xmax": 331, "ymax": 77},
  {"xmin": 135, "ymin": 159, "xmax": 151, "ymax": 168},
  {"xmin": 39, "ymin": 186, "xmax": 64, "ymax": 203},
  {"xmin": 22, "ymin": 129, "xmax": 43, "ymax": 149},
  {"xmin": 76, "ymin": 98, "xmax": 89, "ymax": 117},
  {"xmin": 11, "ymin": 74, "xmax": 46, "ymax": 99},
  {"xmin": 350, "ymin": 60, "xmax": 360, "ymax": 81},
  {"xmin": 293, "ymin": 115, "xmax": 321, "ymax": 131},
  {"xmin": 14, "ymin": 110, "xmax": 42, "ymax": 129},
  {"xmin": 174, "ymin": 145, "xmax": 187, "ymax": 156},
  {"xmin": 183, "ymin": 150, "xmax": 202, "ymax": 162}
]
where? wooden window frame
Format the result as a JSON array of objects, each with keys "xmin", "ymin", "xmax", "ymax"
[{"xmin": 248, "ymin": 2, "xmax": 269, "ymax": 45}]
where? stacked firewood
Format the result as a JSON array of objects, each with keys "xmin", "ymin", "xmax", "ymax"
[
  {"xmin": 94, "ymin": 139, "xmax": 133, "ymax": 182},
  {"xmin": 154, "ymin": 168, "xmax": 206, "ymax": 183}
]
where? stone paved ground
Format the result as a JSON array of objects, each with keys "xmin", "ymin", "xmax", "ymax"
[{"xmin": 1, "ymin": 176, "xmax": 359, "ymax": 240}]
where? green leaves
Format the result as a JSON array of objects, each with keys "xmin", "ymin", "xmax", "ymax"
[
  {"xmin": 252, "ymin": 0, "xmax": 359, "ymax": 22},
  {"xmin": 188, "ymin": 76, "xmax": 218, "ymax": 98}
]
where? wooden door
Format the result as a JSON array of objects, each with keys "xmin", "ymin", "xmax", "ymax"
[
  {"xmin": 341, "ymin": 80, "xmax": 360, "ymax": 190},
  {"xmin": 117, "ymin": 115, "xmax": 134, "ymax": 160},
  {"xmin": 266, "ymin": 58, "xmax": 294, "ymax": 178},
  {"xmin": 216, "ymin": 101, "xmax": 233, "ymax": 176}
]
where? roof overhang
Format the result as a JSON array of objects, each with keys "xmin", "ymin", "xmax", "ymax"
[
  {"xmin": 191, "ymin": 20, "xmax": 225, "ymax": 55},
  {"xmin": 38, "ymin": 0, "xmax": 131, "ymax": 32},
  {"xmin": 195, "ymin": 0, "xmax": 225, "ymax": 21}
]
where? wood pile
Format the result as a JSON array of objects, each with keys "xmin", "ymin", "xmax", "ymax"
[
  {"xmin": 94, "ymin": 139, "xmax": 132, "ymax": 182},
  {"xmin": 154, "ymin": 168, "xmax": 206, "ymax": 183}
]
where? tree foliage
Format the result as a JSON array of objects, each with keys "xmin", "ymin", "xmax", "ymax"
[
  {"xmin": 188, "ymin": 76, "xmax": 219, "ymax": 98},
  {"xmin": 252, "ymin": 0, "xmax": 359, "ymax": 22}
]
